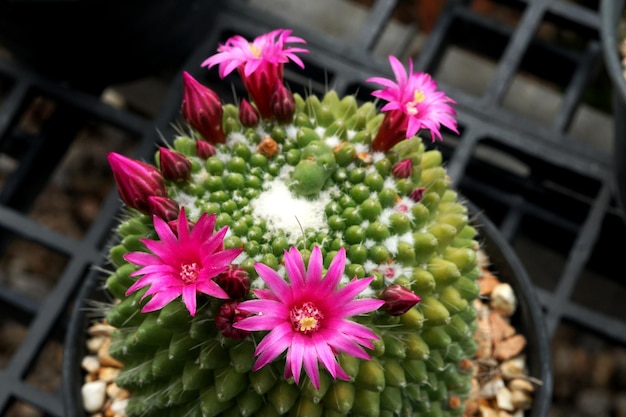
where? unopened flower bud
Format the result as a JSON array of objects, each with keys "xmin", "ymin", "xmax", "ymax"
[
  {"xmin": 196, "ymin": 140, "xmax": 216, "ymax": 159},
  {"xmin": 239, "ymin": 98, "xmax": 260, "ymax": 127},
  {"xmin": 392, "ymin": 158, "xmax": 412, "ymax": 178},
  {"xmin": 215, "ymin": 300, "xmax": 251, "ymax": 339},
  {"xmin": 271, "ymin": 81, "xmax": 295, "ymax": 123},
  {"xmin": 215, "ymin": 265, "xmax": 251, "ymax": 299},
  {"xmin": 409, "ymin": 187, "xmax": 425, "ymax": 202},
  {"xmin": 379, "ymin": 284, "xmax": 421, "ymax": 316},
  {"xmin": 158, "ymin": 147, "xmax": 192, "ymax": 181},
  {"xmin": 107, "ymin": 152, "xmax": 167, "ymax": 214},
  {"xmin": 147, "ymin": 196, "xmax": 180, "ymax": 221},
  {"xmin": 181, "ymin": 71, "xmax": 226, "ymax": 143}
]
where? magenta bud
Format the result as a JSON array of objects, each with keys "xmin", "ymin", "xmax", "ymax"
[
  {"xmin": 215, "ymin": 265, "xmax": 251, "ymax": 299},
  {"xmin": 159, "ymin": 147, "xmax": 192, "ymax": 181},
  {"xmin": 181, "ymin": 71, "xmax": 226, "ymax": 143},
  {"xmin": 270, "ymin": 81, "xmax": 295, "ymax": 123},
  {"xmin": 409, "ymin": 187, "xmax": 425, "ymax": 202},
  {"xmin": 379, "ymin": 284, "xmax": 421, "ymax": 316},
  {"xmin": 196, "ymin": 140, "xmax": 216, "ymax": 159},
  {"xmin": 215, "ymin": 300, "xmax": 251, "ymax": 339},
  {"xmin": 147, "ymin": 196, "xmax": 180, "ymax": 221},
  {"xmin": 239, "ymin": 98, "xmax": 260, "ymax": 127},
  {"xmin": 392, "ymin": 158, "xmax": 412, "ymax": 178},
  {"xmin": 107, "ymin": 152, "xmax": 167, "ymax": 214}
]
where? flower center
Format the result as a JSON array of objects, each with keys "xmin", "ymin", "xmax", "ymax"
[
  {"xmin": 180, "ymin": 262, "xmax": 200, "ymax": 284},
  {"xmin": 290, "ymin": 302, "xmax": 324, "ymax": 334},
  {"xmin": 406, "ymin": 90, "xmax": 425, "ymax": 115},
  {"xmin": 249, "ymin": 44, "xmax": 262, "ymax": 58}
]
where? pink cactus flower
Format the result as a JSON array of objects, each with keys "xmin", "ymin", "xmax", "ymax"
[
  {"xmin": 379, "ymin": 284, "xmax": 421, "ymax": 316},
  {"xmin": 234, "ymin": 246, "xmax": 385, "ymax": 389},
  {"xmin": 107, "ymin": 152, "xmax": 167, "ymax": 215},
  {"xmin": 158, "ymin": 147, "xmax": 192, "ymax": 181},
  {"xmin": 123, "ymin": 207, "xmax": 243, "ymax": 316},
  {"xmin": 202, "ymin": 28, "xmax": 308, "ymax": 119},
  {"xmin": 391, "ymin": 158, "xmax": 413, "ymax": 178},
  {"xmin": 367, "ymin": 55, "xmax": 458, "ymax": 152},
  {"xmin": 181, "ymin": 71, "xmax": 226, "ymax": 143},
  {"xmin": 147, "ymin": 196, "xmax": 180, "ymax": 221}
]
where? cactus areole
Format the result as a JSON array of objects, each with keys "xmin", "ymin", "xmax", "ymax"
[{"xmin": 105, "ymin": 28, "xmax": 479, "ymax": 417}]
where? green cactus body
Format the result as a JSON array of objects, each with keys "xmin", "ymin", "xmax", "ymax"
[{"xmin": 105, "ymin": 91, "xmax": 479, "ymax": 417}]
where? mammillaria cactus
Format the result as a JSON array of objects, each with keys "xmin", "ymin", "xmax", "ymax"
[{"xmin": 103, "ymin": 28, "xmax": 481, "ymax": 417}]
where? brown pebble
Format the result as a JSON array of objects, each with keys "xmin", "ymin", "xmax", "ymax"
[{"xmin": 495, "ymin": 335, "xmax": 527, "ymax": 361}]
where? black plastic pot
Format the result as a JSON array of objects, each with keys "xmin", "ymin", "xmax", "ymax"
[
  {"xmin": 0, "ymin": 0, "xmax": 224, "ymax": 88},
  {"xmin": 62, "ymin": 204, "xmax": 553, "ymax": 417},
  {"xmin": 600, "ymin": 0, "xmax": 626, "ymax": 218}
]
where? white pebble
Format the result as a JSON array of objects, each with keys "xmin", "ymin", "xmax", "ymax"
[
  {"xmin": 81, "ymin": 380, "xmax": 107, "ymax": 413},
  {"xmin": 110, "ymin": 398, "xmax": 129, "ymax": 416},
  {"xmin": 81, "ymin": 355, "xmax": 100, "ymax": 373},
  {"xmin": 490, "ymin": 283, "xmax": 517, "ymax": 316}
]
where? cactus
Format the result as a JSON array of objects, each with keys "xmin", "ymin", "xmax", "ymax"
[{"xmin": 103, "ymin": 28, "xmax": 479, "ymax": 417}]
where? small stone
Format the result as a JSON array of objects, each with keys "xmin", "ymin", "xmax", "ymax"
[
  {"xmin": 495, "ymin": 335, "xmax": 526, "ymax": 361},
  {"xmin": 500, "ymin": 356, "xmax": 527, "ymax": 379},
  {"xmin": 510, "ymin": 389, "xmax": 533, "ymax": 410},
  {"xmin": 508, "ymin": 378, "xmax": 534, "ymax": 393},
  {"xmin": 98, "ymin": 367, "xmax": 120, "ymax": 382},
  {"xmin": 87, "ymin": 335, "xmax": 106, "ymax": 353},
  {"xmin": 496, "ymin": 386, "xmax": 514, "ymax": 411},
  {"xmin": 490, "ymin": 283, "xmax": 517, "ymax": 317},
  {"xmin": 481, "ymin": 377, "xmax": 505, "ymax": 398},
  {"xmin": 110, "ymin": 398, "xmax": 129, "ymax": 416},
  {"xmin": 98, "ymin": 338, "xmax": 124, "ymax": 368},
  {"xmin": 81, "ymin": 355, "xmax": 100, "ymax": 373},
  {"xmin": 88, "ymin": 322, "xmax": 116, "ymax": 337},
  {"xmin": 489, "ymin": 311, "xmax": 516, "ymax": 343},
  {"xmin": 82, "ymin": 380, "xmax": 107, "ymax": 413},
  {"xmin": 478, "ymin": 269, "xmax": 500, "ymax": 295}
]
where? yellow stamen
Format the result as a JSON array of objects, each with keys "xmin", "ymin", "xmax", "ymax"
[
  {"xmin": 249, "ymin": 44, "xmax": 262, "ymax": 58},
  {"xmin": 413, "ymin": 90, "xmax": 425, "ymax": 103},
  {"xmin": 299, "ymin": 317, "xmax": 318, "ymax": 332}
]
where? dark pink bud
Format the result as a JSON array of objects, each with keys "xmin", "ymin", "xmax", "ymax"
[
  {"xmin": 239, "ymin": 98, "xmax": 260, "ymax": 127},
  {"xmin": 196, "ymin": 140, "xmax": 216, "ymax": 159},
  {"xmin": 147, "ymin": 196, "xmax": 180, "ymax": 221},
  {"xmin": 379, "ymin": 284, "xmax": 421, "ymax": 316},
  {"xmin": 409, "ymin": 187, "xmax": 425, "ymax": 202},
  {"xmin": 181, "ymin": 71, "xmax": 226, "ymax": 143},
  {"xmin": 392, "ymin": 158, "xmax": 412, "ymax": 178},
  {"xmin": 215, "ymin": 300, "xmax": 251, "ymax": 339},
  {"xmin": 159, "ymin": 147, "xmax": 192, "ymax": 181},
  {"xmin": 215, "ymin": 265, "xmax": 251, "ymax": 299},
  {"xmin": 107, "ymin": 152, "xmax": 167, "ymax": 214},
  {"xmin": 371, "ymin": 109, "xmax": 409, "ymax": 152},
  {"xmin": 270, "ymin": 81, "xmax": 295, "ymax": 123}
]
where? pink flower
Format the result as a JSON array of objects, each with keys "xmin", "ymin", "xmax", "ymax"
[
  {"xmin": 379, "ymin": 284, "xmax": 421, "ymax": 316},
  {"xmin": 367, "ymin": 55, "xmax": 458, "ymax": 151},
  {"xmin": 107, "ymin": 152, "xmax": 167, "ymax": 214},
  {"xmin": 123, "ymin": 207, "xmax": 243, "ymax": 316},
  {"xmin": 158, "ymin": 147, "xmax": 192, "ymax": 181},
  {"xmin": 202, "ymin": 29, "xmax": 308, "ymax": 119},
  {"xmin": 392, "ymin": 158, "xmax": 413, "ymax": 178},
  {"xmin": 234, "ymin": 246, "xmax": 384, "ymax": 389},
  {"xmin": 181, "ymin": 71, "xmax": 226, "ymax": 143},
  {"xmin": 147, "ymin": 196, "xmax": 180, "ymax": 221}
]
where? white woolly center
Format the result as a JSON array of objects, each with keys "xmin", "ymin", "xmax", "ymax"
[{"xmin": 250, "ymin": 178, "xmax": 330, "ymax": 239}]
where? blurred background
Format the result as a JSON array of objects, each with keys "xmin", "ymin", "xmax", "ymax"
[{"xmin": 0, "ymin": 0, "xmax": 624, "ymax": 416}]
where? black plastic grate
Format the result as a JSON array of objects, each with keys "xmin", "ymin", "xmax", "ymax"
[{"xmin": 0, "ymin": 0, "xmax": 622, "ymax": 415}]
